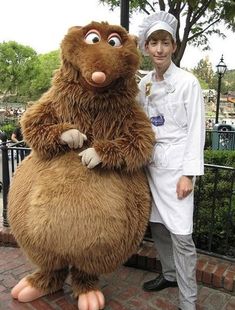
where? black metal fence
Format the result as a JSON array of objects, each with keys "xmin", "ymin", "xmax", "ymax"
[
  {"xmin": 1, "ymin": 135, "xmax": 235, "ymax": 262},
  {"xmin": 193, "ymin": 164, "xmax": 235, "ymax": 261},
  {"xmin": 0, "ymin": 134, "xmax": 31, "ymax": 227}
]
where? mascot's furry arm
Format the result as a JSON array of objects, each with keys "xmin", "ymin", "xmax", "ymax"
[
  {"xmin": 21, "ymin": 102, "xmax": 153, "ymax": 171},
  {"xmin": 92, "ymin": 106, "xmax": 154, "ymax": 171},
  {"xmin": 21, "ymin": 100, "xmax": 88, "ymax": 158}
]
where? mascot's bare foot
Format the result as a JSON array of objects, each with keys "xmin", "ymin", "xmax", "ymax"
[
  {"xmin": 11, "ymin": 277, "xmax": 47, "ymax": 302},
  {"xmin": 78, "ymin": 290, "xmax": 105, "ymax": 310}
]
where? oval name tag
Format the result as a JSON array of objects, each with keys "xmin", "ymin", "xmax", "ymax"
[{"xmin": 150, "ymin": 115, "xmax": 165, "ymax": 127}]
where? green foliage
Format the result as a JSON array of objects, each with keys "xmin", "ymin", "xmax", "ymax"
[
  {"xmin": 194, "ymin": 150, "xmax": 235, "ymax": 257},
  {"xmin": 30, "ymin": 50, "xmax": 60, "ymax": 100},
  {"xmin": 193, "ymin": 57, "xmax": 214, "ymax": 89},
  {"xmin": 224, "ymin": 69, "xmax": 235, "ymax": 92},
  {"xmin": 139, "ymin": 55, "xmax": 153, "ymax": 70},
  {"xmin": 193, "ymin": 57, "xmax": 234, "ymax": 93},
  {"xmin": 0, "ymin": 42, "xmax": 61, "ymax": 105},
  {"xmin": 0, "ymin": 123, "xmax": 17, "ymax": 140},
  {"xmin": 196, "ymin": 77, "xmax": 209, "ymax": 90},
  {"xmin": 0, "ymin": 41, "xmax": 38, "ymax": 102},
  {"xmin": 204, "ymin": 149, "xmax": 235, "ymax": 166}
]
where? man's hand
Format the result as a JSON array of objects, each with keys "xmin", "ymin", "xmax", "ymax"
[
  {"xmin": 79, "ymin": 148, "xmax": 101, "ymax": 169},
  {"xmin": 176, "ymin": 176, "xmax": 193, "ymax": 200},
  {"xmin": 60, "ymin": 129, "xmax": 87, "ymax": 149}
]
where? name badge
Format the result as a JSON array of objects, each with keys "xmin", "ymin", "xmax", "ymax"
[{"xmin": 150, "ymin": 115, "xmax": 165, "ymax": 127}]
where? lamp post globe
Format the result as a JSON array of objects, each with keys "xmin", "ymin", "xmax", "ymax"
[{"xmin": 215, "ymin": 55, "xmax": 227, "ymax": 124}]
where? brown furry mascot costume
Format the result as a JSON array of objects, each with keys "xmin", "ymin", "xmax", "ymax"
[{"xmin": 8, "ymin": 21, "xmax": 155, "ymax": 310}]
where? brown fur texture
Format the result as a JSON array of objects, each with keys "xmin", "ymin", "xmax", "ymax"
[{"xmin": 8, "ymin": 21, "xmax": 155, "ymax": 298}]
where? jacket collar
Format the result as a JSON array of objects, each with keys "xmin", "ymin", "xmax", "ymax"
[
  {"xmin": 150, "ymin": 61, "xmax": 177, "ymax": 82},
  {"xmin": 163, "ymin": 61, "xmax": 177, "ymax": 79},
  {"xmin": 147, "ymin": 61, "xmax": 177, "ymax": 93}
]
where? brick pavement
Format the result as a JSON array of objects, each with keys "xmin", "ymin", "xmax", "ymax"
[{"xmin": 1, "ymin": 246, "xmax": 235, "ymax": 310}]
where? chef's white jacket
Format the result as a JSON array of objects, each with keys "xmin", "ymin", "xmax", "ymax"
[{"xmin": 138, "ymin": 62, "xmax": 205, "ymax": 234}]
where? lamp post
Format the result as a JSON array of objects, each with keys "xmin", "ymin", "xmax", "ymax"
[
  {"xmin": 215, "ymin": 55, "xmax": 227, "ymax": 124},
  {"xmin": 120, "ymin": 0, "xmax": 129, "ymax": 31}
]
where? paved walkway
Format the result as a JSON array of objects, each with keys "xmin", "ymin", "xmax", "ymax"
[{"xmin": 0, "ymin": 246, "xmax": 235, "ymax": 310}]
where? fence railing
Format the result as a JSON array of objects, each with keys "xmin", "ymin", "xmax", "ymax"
[
  {"xmin": 0, "ymin": 135, "xmax": 235, "ymax": 261},
  {"xmin": 193, "ymin": 164, "xmax": 235, "ymax": 261},
  {"xmin": 0, "ymin": 133, "xmax": 31, "ymax": 227}
]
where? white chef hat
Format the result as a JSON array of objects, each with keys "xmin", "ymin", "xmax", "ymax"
[{"xmin": 138, "ymin": 11, "xmax": 178, "ymax": 55}]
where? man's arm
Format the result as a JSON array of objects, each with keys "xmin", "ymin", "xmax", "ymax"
[{"xmin": 11, "ymin": 132, "xmax": 18, "ymax": 143}]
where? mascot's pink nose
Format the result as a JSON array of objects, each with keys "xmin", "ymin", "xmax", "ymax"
[{"xmin": 91, "ymin": 72, "xmax": 106, "ymax": 84}]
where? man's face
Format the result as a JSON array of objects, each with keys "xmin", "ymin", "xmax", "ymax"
[{"xmin": 145, "ymin": 34, "xmax": 176, "ymax": 68}]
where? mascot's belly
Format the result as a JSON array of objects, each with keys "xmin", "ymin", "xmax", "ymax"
[{"xmin": 8, "ymin": 152, "xmax": 150, "ymax": 273}]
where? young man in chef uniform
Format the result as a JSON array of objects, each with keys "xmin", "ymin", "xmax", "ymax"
[{"xmin": 138, "ymin": 11, "xmax": 205, "ymax": 310}]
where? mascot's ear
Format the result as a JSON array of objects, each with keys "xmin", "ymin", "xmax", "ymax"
[
  {"xmin": 67, "ymin": 26, "xmax": 82, "ymax": 34},
  {"xmin": 58, "ymin": 26, "xmax": 83, "ymax": 82},
  {"xmin": 129, "ymin": 35, "xmax": 138, "ymax": 47}
]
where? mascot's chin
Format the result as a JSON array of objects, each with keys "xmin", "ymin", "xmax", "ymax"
[{"xmin": 8, "ymin": 21, "xmax": 155, "ymax": 310}]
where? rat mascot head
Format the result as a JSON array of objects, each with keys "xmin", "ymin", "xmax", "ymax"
[
  {"xmin": 8, "ymin": 21, "xmax": 155, "ymax": 310},
  {"xmin": 60, "ymin": 21, "xmax": 140, "ymax": 88}
]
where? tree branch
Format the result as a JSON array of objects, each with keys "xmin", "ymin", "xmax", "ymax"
[
  {"xmin": 188, "ymin": 18, "xmax": 221, "ymax": 41},
  {"xmin": 181, "ymin": 4, "xmax": 193, "ymax": 43},
  {"xmin": 168, "ymin": 0, "xmax": 173, "ymax": 11},
  {"xmin": 174, "ymin": 3, "xmax": 194, "ymax": 66},
  {"xmin": 144, "ymin": 0, "xmax": 156, "ymax": 13},
  {"xmin": 158, "ymin": 0, "xmax": 165, "ymax": 11},
  {"xmin": 190, "ymin": 0, "xmax": 214, "ymax": 26}
]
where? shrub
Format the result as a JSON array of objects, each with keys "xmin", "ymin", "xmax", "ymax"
[{"xmin": 0, "ymin": 123, "xmax": 17, "ymax": 140}]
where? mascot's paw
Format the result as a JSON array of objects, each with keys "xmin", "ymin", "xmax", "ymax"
[
  {"xmin": 78, "ymin": 290, "xmax": 105, "ymax": 310},
  {"xmin": 11, "ymin": 277, "xmax": 47, "ymax": 302},
  {"xmin": 60, "ymin": 129, "xmax": 87, "ymax": 149},
  {"xmin": 79, "ymin": 148, "xmax": 101, "ymax": 169}
]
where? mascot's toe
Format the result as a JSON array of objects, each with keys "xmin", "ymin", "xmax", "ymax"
[
  {"xmin": 11, "ymin": 277, "xmax": 29, "ymax": 299},
  {"xmin": 78, "ymin": 290, "xmax": 105, "ymax": 310},
  {"xmin": 17, "ymin": 286, "xmax": 47, "ymax": 303},
  {"xmin": 11, "ymin": 277, "xmax": 46, "ymax": 302}
]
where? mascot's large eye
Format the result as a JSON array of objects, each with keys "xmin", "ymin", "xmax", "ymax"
[
  {"xmin": 84, "ymin": 31, "xmax": 101, "ymax": 44},
  {"xmin": 107, "ymin": 33, "xmax": 122, "ymax": 47}
]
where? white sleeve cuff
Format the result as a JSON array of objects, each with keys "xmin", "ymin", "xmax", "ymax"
[{"xmin": 182, "ymin": 159, "xmax": 204, "ymax": 176}]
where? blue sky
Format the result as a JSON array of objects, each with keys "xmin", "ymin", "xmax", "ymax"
[{"xmin": 1, "ymin": 0, "xmax": 234, "ymax": 70}]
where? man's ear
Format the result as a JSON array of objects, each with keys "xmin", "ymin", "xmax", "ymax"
[
  {"xmin": 173, "ymin": 42, "xmax": 177, "ymax": 53},
  {"xmin": 144, "ymin": 42, "xmax": 149, "ymax": 53}
]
